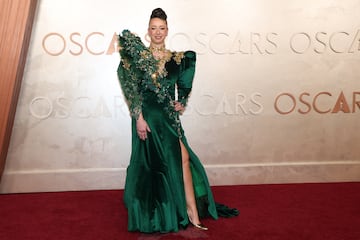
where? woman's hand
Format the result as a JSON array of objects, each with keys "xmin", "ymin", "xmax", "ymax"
[
  {"xmin": 136, "ymin": 113, "xmax": 151, "ymax": 140},
  {"xmin": 174, "ymin": 101, "xmax": 185, "ymax": 112}
]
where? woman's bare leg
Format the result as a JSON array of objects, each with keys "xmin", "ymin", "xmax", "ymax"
[{"xmin": 179, "ymin": 140, "xmax": 201, "ymax": 225}]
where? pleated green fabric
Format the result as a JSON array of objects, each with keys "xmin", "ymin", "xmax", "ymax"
[{"xmin": 117, "ymin": 30, "xmax": 218, "ymax": 233}]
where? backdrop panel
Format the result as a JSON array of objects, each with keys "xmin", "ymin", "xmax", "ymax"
[{"xmin": 1, "ymin": 0, "xmax": 359, "ymax": 193}]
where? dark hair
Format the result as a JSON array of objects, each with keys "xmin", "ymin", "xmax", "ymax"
[{"xmin": 150, "ymin": 8, "xmax": 167, "ymax": 22}]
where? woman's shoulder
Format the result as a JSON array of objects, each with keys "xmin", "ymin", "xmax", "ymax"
[
  {"xmin": 171, "ymin": 50, "xmax": 196, "ymax": 65},
  {"xmin": 118, "ymin": 29, "xmax": 146, "ymax": 50},
  {"xmin": 172, "ymin": 50, "xmax": 196, "ymax": 58}
]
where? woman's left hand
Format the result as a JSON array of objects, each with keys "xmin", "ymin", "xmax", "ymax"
[{"xmin": 174, "ymin": 101, "xmax": 185, "ymax": 112}]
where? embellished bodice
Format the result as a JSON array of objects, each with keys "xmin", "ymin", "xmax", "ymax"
[{"xmin": 117, "ymin": 30, "xmax": 196, "ymax": 120}]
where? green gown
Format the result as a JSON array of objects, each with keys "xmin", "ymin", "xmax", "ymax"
[{"xmin": 117, "ymin": 30, "xmax": 218, "ymax": 233}]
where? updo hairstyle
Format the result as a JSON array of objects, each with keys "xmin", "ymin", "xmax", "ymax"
[{"xmin": 150, "ymin": 8, "xmax": 167, "ymax": 23}]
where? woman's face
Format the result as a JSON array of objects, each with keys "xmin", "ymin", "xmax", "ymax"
[{"xmin": 148, "ymin": 18, "xmax": 168, "ymax": 45}]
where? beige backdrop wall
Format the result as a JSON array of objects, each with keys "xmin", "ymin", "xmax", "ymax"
[{"xmin": 1, "ymin": 0, "xmax": 360, "ymax": 193}]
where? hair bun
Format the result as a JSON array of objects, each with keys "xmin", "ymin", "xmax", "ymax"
[{"xmin": 150, "ymin": 8, "xmax": 167, "ymax": 21}]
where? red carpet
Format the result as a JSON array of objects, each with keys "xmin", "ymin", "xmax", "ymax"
[{"xmin": 1, "ymin": 182, "xmax": 360, "ymax": 240}]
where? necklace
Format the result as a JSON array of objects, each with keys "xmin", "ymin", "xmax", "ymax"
[
  {"xmin": 148, "ymin": 45, "xmax": 172, "ymax": 86},
  {"xmin": 149, "ymin": 44, "xmax": 165, "ymax": 54},
  {"xmin": 149, "ymin": 44, "xmax": 169, "ymax": 61}
]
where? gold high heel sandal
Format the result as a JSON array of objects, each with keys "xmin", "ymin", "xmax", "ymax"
[
  {"xmin": 187, "ymin": 211, "xmax": 208, "ymax": 231},
  {"xmin": 189, "ymin": 219, "xmax": 208, "ymax": 231},
  {"xmin": 187, "ymin": 209, "xmax": 209, "ymax": 231}
]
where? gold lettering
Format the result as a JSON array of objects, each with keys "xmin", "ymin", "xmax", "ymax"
[
  {"xmin": 274, "ymin": 93, "xmax": 296, "ymax": 114},
  {"xmin": 106, "ymin": 32, "xmax": 120, "ymax": 55},
  {"xmin": 352, "ymin": 92, "xmax": 360, "ymax": 113},
  {"xmin": 332, "ymin": 91, "xmax": 350, "ymax": 113},
  {"xmin": 313, "ymin": 92, "xmax": 332, "ymax": 113},
  {"xmin": 42, "ymin": 32, "xmax": 66, "ymax": 56},
  {"xmin": 86, "ymin": 32, "xmax": 105, "ymax": 55},
  {"xmin": 69, "ymin": 32, "xmax": 83, "ymax": 56},
  {"xmin": 298, "ymin": 92, "xmax": 311, "ymax": 114}
]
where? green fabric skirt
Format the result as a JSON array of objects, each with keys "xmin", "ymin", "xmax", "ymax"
[{"xmin": 123, "ymin": 92, "xmax": 218, "ymax": 233}]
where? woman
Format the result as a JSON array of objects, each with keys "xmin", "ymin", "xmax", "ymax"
[{"xmin": 117, "ymin": 8, "xmax": 238, "ymax": 233}]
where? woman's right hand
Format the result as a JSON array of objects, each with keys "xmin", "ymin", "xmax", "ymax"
[{"xmin": 136, "ymin": 113, "xmax": 151, "ymax": 140}]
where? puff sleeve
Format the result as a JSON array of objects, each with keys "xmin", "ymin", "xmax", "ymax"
[
  {"xmin": 177, "ymin": 51, "xmax": 196, "ymax": 106},
  {"xmin": 117, "ymin": 35, "xmax": 143, "ymax": 119}
]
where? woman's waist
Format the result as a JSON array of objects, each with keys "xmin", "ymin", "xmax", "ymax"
[
  {"xmin": 142, "ymin": 90, "xmax": 174, "ymax": 102},
  {"xmin": 141, "ymin": 92, "xmax": 177, "ymax": 113}
]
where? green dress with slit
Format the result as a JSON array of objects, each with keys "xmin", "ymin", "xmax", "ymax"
[{"xmin": 117, "ymin": 30, "xmax": 218, "ymax": 233}]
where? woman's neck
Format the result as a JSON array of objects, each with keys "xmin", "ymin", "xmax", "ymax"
[
  {"xmin": 149, "ymin": 43, "xmax": 168, "ymax": 60},
  {"xmin": 149, "ymin": 43, "xmax": 166, "ymax": 52}
]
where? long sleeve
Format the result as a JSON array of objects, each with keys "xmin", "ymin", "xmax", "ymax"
[
  {"xmin": 116, "ymin": 30, "xmax": 161, "ymax": 118},
  {"xmin": 177, "ymin": 51, "xmax": 196, "ymax": 106},
  {"xmin": 117, "ymin": 57, "xmax": 142, "ymax": 119}
]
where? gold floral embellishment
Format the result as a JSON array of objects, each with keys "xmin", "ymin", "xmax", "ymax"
[
  {"xmin": 140, "ymin": 50, "xmax": 151, "ymax": 60},
  {"xmin": 122, "ymin": 59, "xmax": 131, "ymax": 70},
  {"xmin": 173, "ymin": 51, "xmax": 184, "ymax": 65}
]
